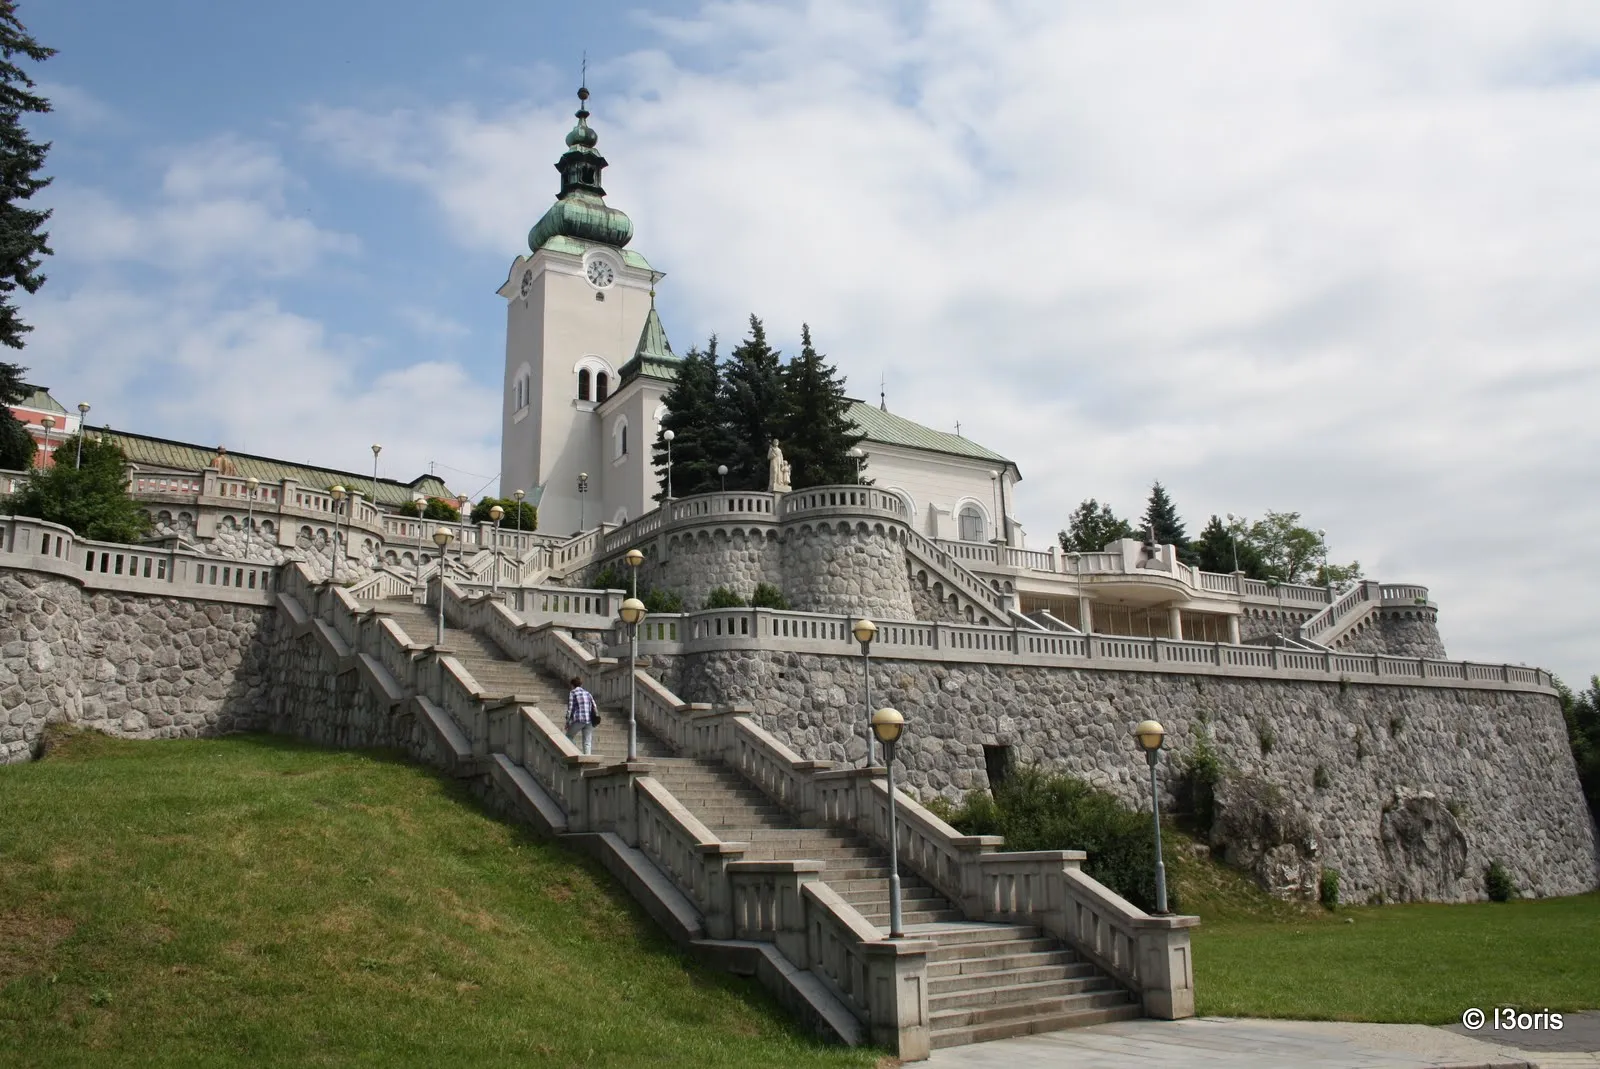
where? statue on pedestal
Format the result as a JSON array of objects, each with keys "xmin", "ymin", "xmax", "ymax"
[{"xmin": 768, "ymin": 440, "xmax": 791, "ymax": 492}]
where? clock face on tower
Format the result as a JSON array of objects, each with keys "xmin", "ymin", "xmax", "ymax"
[
  {"xmin": 586, "ymin": 259, "xmax": 615, "ymax": 288},
  {"xmin": 519, "ymin": 269, "xmax": 533, "ymax": 298}
]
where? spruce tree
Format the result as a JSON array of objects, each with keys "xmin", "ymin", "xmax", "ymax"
[
  {"xmin": 778, "ymin": 324, "xmax": 865, "ymax": 489},
  {"xmin": 719, "ymin": 316, "xmax": 785, "ymax": 490},
  {"xmin": 1142, "ymin": 481, "xmax": 1197, "ymax": 564},
  {"xmin": 653, "ymin": 337, "xmax": 732, "ymax": 500},
  {"xmin": 1192, "ymin": 514, "xmax": 1266, "ymax": 578},
  {"xmin": 1057, "ymin": 499, "xmax": 1134, "ymax": 553},
  {"xmin": 0, "ymin": 3, "xmax": 55, "ymax": 352},
  {"xmin": 0, "ymin": 358, "xmax": 33, "ymax": 469}
]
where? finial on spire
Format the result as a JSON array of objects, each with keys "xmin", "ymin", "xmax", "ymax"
[
  {"xmin": 879, "ymin": 372, "xmax": 887, "ymax": 411},
  {"xmin": 649, "ymin": 270, "xmax": 662, "ymax": 308}
]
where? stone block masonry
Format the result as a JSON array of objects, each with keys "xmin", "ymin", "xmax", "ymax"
[
  {"xmin": 662, "ymin": 649, "xmax": 1599, "ymax": 905},
  {"xmin": 0, "ymin": 570, "xmax": 277, "ymax": 762}
]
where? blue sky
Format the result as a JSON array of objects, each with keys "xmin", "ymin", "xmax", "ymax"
[{"xmin": 18, "ymin": 1, "xmax": 1600, "ymax": 684}]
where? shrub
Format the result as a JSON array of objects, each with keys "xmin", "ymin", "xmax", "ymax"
[
  {"xmin": 702, "ymin": 586, "xmax": 746, "ymax": 609},
  {"xmin": 641, "ymin": 588, "xmax": 684, "ymax": 614},
  {"xmin": 1319, "ymin": 867, "xmax": 1340, "ymax": 910},
  {"xmin": 750, "ymin": 582, "xmax": 790, "ymax": 609},
  {"xmin": 591, "ymin": 563, "xmax": 627, "ymax": 592},
  {"xmin": 1485, "ymin": 860, "xmax": 1516, "ymax": 902},
  {"xmin": 469, "ymin": 496, "xmax": 536, "ymax": 529},
  {"xmin": 1175, "ymin": 731, "xmax": 1222, "ymax": 837},
  {"xmin": 1313, "ymin": 764, "xmax": 1332, "ymax": 790},
  {"xmin": 937, "ymin": 765, "xmax": 1176, "ymax": 913}
]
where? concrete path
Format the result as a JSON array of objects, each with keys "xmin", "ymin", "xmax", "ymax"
[{"xmin": 922, "ymin": 1015, "xmax": 1600, "ymax": 1069}]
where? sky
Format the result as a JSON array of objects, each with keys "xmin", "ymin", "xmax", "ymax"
[{"xmin": 18, "ymin": 1, "xmax": 1600, "ymax": 685}]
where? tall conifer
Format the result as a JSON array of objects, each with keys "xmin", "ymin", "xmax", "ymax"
[
  {"xmin": 653, "ymin": 338, "xmax": 731, "ymax": 500},
  {"xmin": 0, "ymin": 2, "xmax": 54, "ymax": 352},
  {"xmin": 1142, "ymin": 481, "xmax": 1199, "ymax": 564},
  {"xmin": 719, "ymin": 316, "xmax": 784, "ymax": 490},
  {"xmin": 778, "ymin": 324, "xmax": 864, "ymax": 489}
]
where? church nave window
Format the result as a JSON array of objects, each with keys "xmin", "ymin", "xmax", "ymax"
[
  {"xmin": 596, "ymin": 372, "xmax": 609, "ymax": 402},
  {"xmin": 578, "ymin": 369, "xmax": 591, "ymax": 401},
  {"xmin": 959, "ymin": 504, "xmax": 987, "ymax": 542}
]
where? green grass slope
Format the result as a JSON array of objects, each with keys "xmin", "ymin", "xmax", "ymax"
[{"xmin": 0, "ymin": 731, "xmax": 881, "ymax": 1069}]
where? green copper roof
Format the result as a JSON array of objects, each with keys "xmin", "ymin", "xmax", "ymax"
[
  {"xmin": 535, "ymin": 235, "xmax": 652, "ymax": 270},
  {"xmin": 528, "ymin": 192, "xmax": 633, "ymax": 252},
  {"xmin": 845, "ymin": 402, "xmax": 1014, "ymax": 466},
  {"xmin": 617, "ymin": 305, "xmax": 681, "ymax": 386},
  {"xmin": 16, "ymin": 385, "xmax": 66, "ymax": 416},
  {"xmin": 96, "ymin": 428, "xmax": 453, "ymax": 508}
]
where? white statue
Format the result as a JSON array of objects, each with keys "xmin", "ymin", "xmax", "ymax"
[{"xmin": 768, "ymin": 440, "xmax": 791, "ymax": 492}]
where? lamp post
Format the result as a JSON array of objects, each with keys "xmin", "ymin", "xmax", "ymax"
[
  {"xmin": 718, "ymin": 464, "xmax": 728, "ymax": 492},
  {"xmin": 852, "ymin": 618, "xmax": 879, "ymax": 765},
  {"xmin": 432, "ymin": 527, "xmax": 454, "ymax": 644},
  {"xmin": 457, "ymin": 496, "xmax": 470, "ymax": 565},
  {"xmin": 577, "ymin": 472, "xmax": 589, "ymax": 531},
  {"xmin": 245, "ymin": 476, "xmax": 259, "ymax": 560},
  {"xmin": 489, "ymin": 504, "xmax": 505, "ymax": 594},
  {"xmin": 513, "ymin": 488, "xmax": 526, "ymax": 552},
  {"xmin": 663, "ymin": 430, "xmax": 675, "ymax": 499},
  {"xmin": 75, "ymin": 403, "xmax": 90, "ymax": 467},
  {"xmin": 620, "ymin": 596, "xmax": 648, "ymax": 760},
  {"xmin": 1317, "ymin": 528, "xmax": 1329, "ymax": 595},
  {"xmin": 871, "ymin": 707, "xmax": 907, "ymax": 938},
  {"xmin": 849, "ymin": 446, "xmax": 865, "ymax": 483},
  {"xmin": 330, "ymin": 485, "xmax": 346, "ymax": 582},
  {"xmin": 625, "ymin": 547, "xmax": 644, "ymax": 599},
  {"xmin": 371, "ymin": 444, "xmax": 382, "ymax": 508},
  {"xmin": 412, "ymin": 495, "xmax": 427, "ymax": 589},
  {"xmin": 1226, "ymin": 513, "xmax": 1240, "ymax": 573},
  {"xmin": 39, "ymin": 415, "xmax": 54, "ymax": 468},
  {"xmin": 1133, "ymin": 719, "xmax": 1169, "ymax": 915}
]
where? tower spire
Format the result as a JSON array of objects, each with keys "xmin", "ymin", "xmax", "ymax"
[{"xmin": 526, "ymin": 79, "xmax": 635, "ymax": 251}]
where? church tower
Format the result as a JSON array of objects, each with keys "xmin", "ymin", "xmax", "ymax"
[{"xmin": 498, "ymin": 86, "xmax": 670, "ymax": 535}]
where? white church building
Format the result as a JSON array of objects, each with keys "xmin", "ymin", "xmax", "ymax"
[{"xmin": 498, "ymin": 87, "xmax": 1022, "ymax": 546}]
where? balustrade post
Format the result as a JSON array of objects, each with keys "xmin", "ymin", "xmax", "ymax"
[{"xmin": 862, "ymin": 940, "xmax": 934, "ymax": 1061}]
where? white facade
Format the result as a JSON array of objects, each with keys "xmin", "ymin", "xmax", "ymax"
[{"xmin": 860, "ymin": 441, "xmax": 1021, "ymax": 546}]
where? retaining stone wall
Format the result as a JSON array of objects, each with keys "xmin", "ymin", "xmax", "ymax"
[
  {"xmin": 1380, "ymin": 612, "xmax": 1448, "ymax": 659},
  {"xmin": 782, "ymin": 523, "xmax": 915, "ymax": 619},
  {"xmin": 663, "ymin": 648, "xmax": 1598, "ymax": 904},
  {"xmin": 0, "ymin": 570, "xmax": 276, "ymax": 763}
]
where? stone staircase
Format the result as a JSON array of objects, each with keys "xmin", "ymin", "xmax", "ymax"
[{"xmin": 364, "ymin": 595, "xmax": 1142, "ymax": 1050}]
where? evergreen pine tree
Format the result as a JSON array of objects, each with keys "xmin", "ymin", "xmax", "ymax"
[
  {"xmin": 0, "ymin": 3, "xmax": 55, "ymax": 352},
  {"xmin": 653, "ymin": 337, "xmax": 732, "ymax": 500},
  {"xmin": 778, "ymin": 324, "xmax": 865, "ymax": 489},
  {"xmin": 1192, "ymin": 514, "xmax": 1266, "ymax": 578},
  {"xmin": 719, "ymin": 315, "xmax": 785, "ymax": 490},
  {"xmin": 1141, "ymin": 481, "xmax": 1197, "ymax": 564},
  {"xmin": 0, "ymin": 359, "xmax": 34, "ymax": 469}
]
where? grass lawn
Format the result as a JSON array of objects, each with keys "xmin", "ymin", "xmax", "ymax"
[
  {"xmin": 1172, "ymin": 837, "xmax": 1600, "ymax": 1023},
  {"xmin": 0, "ymin": 731, "xmax": 882, "ymax": 1069}
]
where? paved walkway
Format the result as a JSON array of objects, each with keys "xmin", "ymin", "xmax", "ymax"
[{"xmin": 923, "ymin": 1015, "xmax": 1600, "ymax": 1069}]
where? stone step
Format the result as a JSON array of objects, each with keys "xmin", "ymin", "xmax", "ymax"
[
  {"xmin": 932, "ymin": 988, "xmax": 1138, "ymax": 1031},
  {"xmin": 929, "ymin": 950, "xmax": 1079, "ymax": 979},
  {"xmin": 925, "ymin": 924, "xmax": 1040, "ymax": 948},
  {"xmin": 930, "ymin": 974, "xmax": 1122, "ymax": 1012},
  {"xmin": 931, "ymin": 937, "xmax": 1063, "ymax": 963},
  {"xmin": 929, "ymin": 1000, "xmax": 1143, "ymax": 1049},
  {"xmin": 928, "ymin": 961, "xmax": 1098, "ymax": 993},
  {"xmin": 856, "ymin": 908, "xmax": 967, "ymax": 926}
]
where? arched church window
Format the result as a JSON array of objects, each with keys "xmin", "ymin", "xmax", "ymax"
[
  {"xmin": 959, "ymin": 505, "xmax": 986, "ymax": 542},
  {"xmin": 596, "ymin": 372, "xmax": 609, "ymax": 402},
  {"xmin": 621, "ymin": 425, "xmax": 629, "ymax": 456},
  {"xmin": 578, "ymin": 369, "xmax": 591, "ymax": 401}
]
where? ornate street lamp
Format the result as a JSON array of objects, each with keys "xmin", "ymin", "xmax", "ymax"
[
  {"xmin": 38, "ymin": 415, "xmax": 54, "ymax": 468},
  {"xmin": 619, "ymin": 596, "xmax": 648, "ymax": 760},
  {"xmin": 663, "ymin": 430, "xmax": 675, "ymax": 500},
  {"xmin": 457, "ymin": 495, "xmax": 470, "ymax": 564},
  {"xmin": 489, "ymin": 504, "xmax": 505, "ymax": 594},
  {"xmin": 1133, "ymin": 719, "xmax": 1170, "ymax": 914},
  {"xmin": 412, "ymin": 494, "xmax": 427, "ymax": 589},
  {"xmin": 245, "ymin": 476, "xmax": 259, "ymax": 560},
  {"xmin": 853, "ymin": 618, "xmax": 879, "ymax": 765},
  {"xmin": 625, "ymin": 547, "xmax": 644, "ymax": 599},
  {"xmin": 577, "ymin": 472, "xmax": 589, "ymax": 531},
  {"xmin": 850, "ymin": 446, "xmax": 865, "ymax": 483},
  {"xmin": 330, "ymin": 485, "xmax": 347, "ymax": 582},
  {"xmin": 75, "ymin": 403, "xmax": 90, "ymax": 468},
  {"xmin": 871, "ymin": 707, "xmax": 907, "ymax": 938},
  {"xmin": 432, "ymin": 527, "xmax": 454, "ymax": 645},
  {"xmin": 513, "ymin": 488, "xmax": 526, "ymax": 549},
  {"xmin": 718, "ymin": 463, "xmax": 728, "ymax": 492}
]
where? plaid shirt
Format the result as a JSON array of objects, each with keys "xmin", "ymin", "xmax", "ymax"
[{"xmin": 567, "ymin": 686, "xmax": 597, "ymax": 727}]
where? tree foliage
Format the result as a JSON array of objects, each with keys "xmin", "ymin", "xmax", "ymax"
[
  {"xmin": 1057, "ymin": 498, "xmax": 1135, "ymax": 553},
  {"xmin": 3, "ymin": 434, "xmax": 150, "ymax": 542},
  {"xmin": 1242, "ymin": 511, "xmax": 1360, "ymax": 586},
  {"xmin": 718, "ymin": 316, "xmax": 785, "ymax": 491},
  {"xmin": 1142, "ymin": 481, "xmax": 1198, "ymax": 565},
  {"xmin": 652, "ymin": 338, "xmax": 731, "ymax": 501},
  {"xmin": 1557, "ymin": 675, "xmax": 1600, "ymax": 823},
  {"xmin": 0, "ymin": 359, "xmax": 33, "ymax": 469},
  {"xmin": 1192, "ymin": 514, "xmax": 1266, "ymax": 578},
  {"xmin": 778, "ymin": 324, "xmax": 865, "ymax": 489},
  {"xmin": 469, "ymin": 496, "xmax": 536, "ymax": 529},
  {"xmin": 0, "ymin": 3, "xmax": 54, "ymax": 352},
  {"xmin": 397, "ymin": 496, "xmax": 461, "ymax": 522}
]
